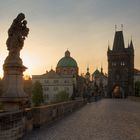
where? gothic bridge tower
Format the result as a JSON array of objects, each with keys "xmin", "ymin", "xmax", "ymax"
[{"xmin": 107, "ymin": 30, "xmax": 134, "ymax": 98}]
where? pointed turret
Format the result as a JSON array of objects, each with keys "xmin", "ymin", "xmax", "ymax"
[
  {"xmin": 87, "ymin": 66, "xmax": 89, "ymax": 73},
  {"xmin": 86, "ymin": 65, "xmax": 90, "ymax": 76},
  {"xmin": 107, "ymin": 40, "xmax": 111, "ymax": 52},
  {"xmin": 129, "ymin": 40, "xmax": 134, "ymax": 51},
  {"xmin": 108, "ymin": 45, "xmax": 110, "ymax": 51},
  {"xmin": 113, "ymin": 31, "xmax": 125, "ymax": 51},
  {"xmin": 101, "ymin": 65, "xmax": 103, "ymax": 74},
  {"xmin": 85, "ymin": 65, "xmax": 90, "ymax": 81}
]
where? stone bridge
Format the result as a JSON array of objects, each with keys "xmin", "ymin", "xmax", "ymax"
[{"xmin": 24, "ymin": 99, "xmax": 140, "ymax": 140}]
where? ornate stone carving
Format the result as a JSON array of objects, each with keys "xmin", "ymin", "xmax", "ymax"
[
  {"xmin": 7, "ymin": 13, "xmax": 29, "ymax": 50},
  {"xmin": 0, "ymin": 13, "xmax": 29, "ymax": 111}
]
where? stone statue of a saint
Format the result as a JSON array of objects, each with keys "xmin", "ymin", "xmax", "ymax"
[
  {"xmin": 1, "ymin": 13, "xmax": 29, "ymax": 111},
  {"xmin": 6, "ymin": 13, "xmax": 29, "ymax": 56}
]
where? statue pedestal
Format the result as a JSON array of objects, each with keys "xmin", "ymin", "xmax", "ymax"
[
  {"xmin": 0, "ymin": 57, "xmax": 29, "ymax": 111},
  {"xmin": 0, "ymin": 13, "xmax": 29, "ymax": 111}
]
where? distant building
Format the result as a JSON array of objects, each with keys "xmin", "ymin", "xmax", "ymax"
[
  {"xmin": 76, "ymin": 75, "xmax": 86, "ymax": 97},
  {"xmin": 107, "ymin": 30, "xmax": 134, "ymax": 98},
  {"xmin": 32, "ymin": 50, "xmax": 78, "ymax": 103},
  {"xmin": 134, "ymin": 68, "xmax": 140, "ymax": 82},
  {"xmin": 92, "ymin": 67, "xmax": 108, "ymax": 88},
  {"xmin": 85, "ymin": 66, "xmax": 90, "ymax": 83},
  {"xmin": 92, "ymin": 67, "xmax": 108, "ymax": 97},
  {"xmin": 32, "ymin": 69, "xmax": 76, "ymax": 103}
]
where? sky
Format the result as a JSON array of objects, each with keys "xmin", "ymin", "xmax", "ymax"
[{"xmin": 0, "ymin": 0, "xmax": 140, "ymax": 77}]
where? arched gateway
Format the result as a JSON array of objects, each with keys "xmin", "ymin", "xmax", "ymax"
[{"xmin": 112, "ymin": 84, "xmax": 125, "ymax": 98}]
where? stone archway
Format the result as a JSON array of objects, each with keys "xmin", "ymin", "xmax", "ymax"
[{"xmin": 112, "ymin": 84, "xmax": 125, "ymax": 98}]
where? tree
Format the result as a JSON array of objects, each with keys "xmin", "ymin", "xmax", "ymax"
[
  {"xmin": 32, "ymin": 81, "xmax": 44, "ymax": 106},
  {"xmin": 54, "ymin": 91, "xmax": 69, "ymax": 103}
]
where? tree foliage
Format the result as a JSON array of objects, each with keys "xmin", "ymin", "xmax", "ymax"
[
  {"xmin": 32, "ymin": 81, "xmax": 44, "ymax": 106},
  {"xmin": 54, "ymin": 91, "xmax": 69, "ymax": 103}
]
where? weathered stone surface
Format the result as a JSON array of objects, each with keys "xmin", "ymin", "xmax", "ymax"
[
  {"xmin": 0, "ymin": 99, "xmax": 85, "ymax": 140},
  {"xmin": 24, "ymin": 99, "xmax": 140, "ymax": 140},
  {"xmin": 0, "ymin": 13, "xmax": 29, "ymax": 111},
  {"xmin": 32, "ymin": 99, "xmax": 86, "ymax": 128},
  {"xmin": 0, "ymin": 111, "xmax": 25, "ymax": 140}
]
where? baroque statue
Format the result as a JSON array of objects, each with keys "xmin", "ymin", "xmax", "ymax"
[
  {"xmin": 6, "ymin": 13, "xmax": 29, "ymax": 57},
  {"xmin": 0, "ymin": 13, "xmax": 30, "ymax": 111}
]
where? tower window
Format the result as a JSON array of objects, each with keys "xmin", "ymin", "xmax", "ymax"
[
  {"xmin": 112, "ymin": 62, "xmax": 116, "ymax": 66},
  {"xmin": 120, "ymin": 62, "xmax": 125, "ymax": 66}
]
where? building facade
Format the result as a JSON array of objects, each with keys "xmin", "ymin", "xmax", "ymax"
[
  {"xmin": 92, "ymin": 68, "xmax": 108, "ymax": 97},
  {"xmin": 107, "ymin": 30, "xmax": 134, "ymax": 98},
  {"xmin": 32, "ymin": 69, "xmax": 76, "ymax": 103},
  {"xmin": 32, "ymin": 50, "xmax": 78, "ymax": 103},
  {"xmin": 92, "ymin": 68, "xmax": 108, "ymax": 88},
  {"xmin": 134, "ymin": 68, "xmax": 140, "ymax": 82}
]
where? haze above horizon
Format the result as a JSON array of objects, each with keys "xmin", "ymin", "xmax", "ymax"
[{"xmin": 0, "ymin": 0, "xmax": 140, "ymax": 77}]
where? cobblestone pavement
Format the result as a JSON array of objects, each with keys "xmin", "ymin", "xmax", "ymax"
[{"xmin": 24, "ymin": 99, "xmax": 140, "ymax": 140}]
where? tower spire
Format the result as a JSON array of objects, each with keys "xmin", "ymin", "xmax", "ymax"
[
  {"xmin": 85, "ymin": 64, "xmax": 90, "ymax": 81},
  {"xmin": 121, "ymin": 24, "xmax": 123, "ymax": 31},
  {"xmin": 101, "ymin": 64, "xmax": 103, "ymax": 74},
  {"xmin": 108, "ymin": 40, "xmax": 110, "ymax": 51},
  {"xmin": 129, "ymin": 38, "xmax": 134, "ymax": 51},
  {"xmin": 87, "ymin": 64, "xmax": 89, "ymax": 72},
  {"xmin": 115, "ymin": 25, "xmax": 117, "ymax": 32}
]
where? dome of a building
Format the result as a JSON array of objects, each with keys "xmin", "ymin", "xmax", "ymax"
[{"xmin": 57, "ymin": 50, "xmax": 78, "ymax": 68}]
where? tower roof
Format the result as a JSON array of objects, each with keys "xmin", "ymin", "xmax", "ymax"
[
  {"xmin": 113, "ymin": 31, "xmax": 125, "ymax": 51},
  {"xmin": 129, "ymin": 40, "xmax": 134, "ymax": 50}
]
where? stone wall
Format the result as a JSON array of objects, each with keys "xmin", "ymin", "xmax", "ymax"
[
  {"xmin": 0, "ymin": 111, "xmax": 25, "ymax": 140},
  {"xmin": 32, "ymin": 99, "xmax": 86, "ymax": 127},
  {"xmin": 0, "ymin": 99, "xmax": 86, "ymax": 140}
]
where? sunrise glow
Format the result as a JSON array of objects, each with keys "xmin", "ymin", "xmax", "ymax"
[{"xmin": 0, "ymin": 0, "xmax": 140, "ymax": 77}]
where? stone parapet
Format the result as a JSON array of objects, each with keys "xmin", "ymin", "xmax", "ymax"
[
  {"xmin": 0, "ymin": 99, "xmax": 86, "ymax": 140},
  {"xmin": 32, "ymin": 99, "xmax": 86, "ymax": 128},
  {"xmin": 0, "ymin": 111, "xmax": 25, "ymax": 140}
]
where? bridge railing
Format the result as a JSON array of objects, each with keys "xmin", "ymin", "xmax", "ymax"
[
  {"xmin": 0, "ymin": 110, "xmax": 25, "ymax": 140},
  {"xmin": 32, "ymin": 99, "xmax": 86, "ymax": 128},
  {"xmin": 0, "ymin": 99, "xmax": 86, "ymax": 140}
]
